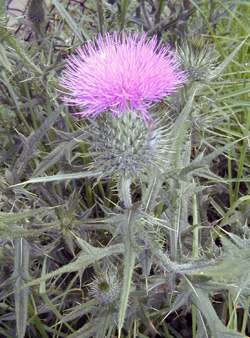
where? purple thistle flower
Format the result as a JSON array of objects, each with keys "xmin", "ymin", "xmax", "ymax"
[{"xmin": 59, "ymin": 31, "xmax": 187, "ymax": 121}]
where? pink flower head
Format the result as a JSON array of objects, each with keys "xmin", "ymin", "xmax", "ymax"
[{"xmin": 59, "ymin": 31, "xmax": 187, "ymax": 121}]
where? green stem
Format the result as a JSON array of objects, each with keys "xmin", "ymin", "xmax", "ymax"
[
  {"xmin": 155, "ymin": 0, "xmax": 165, "ymax": 25},
  {"xmin": 241, "ymin": 296, "xmax": 250, "ymax": 334},
  {"xmin": 119, "ymin": 0, "xmax": 130, "ymax": 32},
  {"xmin": 94, "ymin": 0, "xmax": 104, "ymax": 36},
  {"xmin": 192, "ymin": 304, "xmax": 197, "ymax": 338},
  {"xmin": 192, "ymin": 189, "xmax": 198, "ymax": 338},
  {"xmin": 234, "ymin": 106, "xmax": 250, "ymax": 201},
  {"xmin": 118, "ymin": 209, "xmax": 136, "ymax": 337},
  {"xmin": 117, "ymin": 176, "xmax": 132, "ymax": 209},
  {"xmin": 170, "ymin": 123, "xmax": 187, "ymax": 262},
  {"xmin": 192, "ymin": 190, "xmax": 198, "ymax": 258}
]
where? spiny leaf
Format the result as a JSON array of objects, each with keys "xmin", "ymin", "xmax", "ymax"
[
  {"xmin": 59, "ymin": 300, "xmax": 98, "ymax": 324},
  {"xmin": 24, "ymin": 105, "xmax": 64, "ymax": 153},
  {"xmin": 13, "ymin": 239, "xmax": 31, "ymax": 338},
  {"xmin": 228, "ymin": 272, "xmax": 250, "ymax": 312},
  {"xmin": 39, "ymin": 258, "xmax": 75, "ymax": 334},
  {"xmin": 67, "ymin": 319, "xmax": 100, "ymax": 338},
  {"xmin": 190, "ymin": 287, "xmax": 247, "ymax": 338},
  {"xmin": 141, "ymin": 170, "xmax": 163, "ymax": 212},
  {"xmin": 95, "ymin": 310, "xmax": 112, "ymax": 338},
  {"xmin": 201, "ymin": 237, "xmax": 250, "ymax": 283},
  {"xmin": 178, "ymin": 138, "xmax": 242, "ymax": 179},
  {"xmin": 15, "ymin": 277, "xmax": 29, "ymax": 338},
  {"xmin": 210, "ymin": 36, "xmax": 250, "ymax": 80},
  {"xmin": 138, "ymin": 302, "xmax": 158, "ymax": 335},
  {"xmin": 191, "ymin": 168, "xmax": 225, "ymax": 182},
  {"xmin": 13, "ymin": 238, "xmax": 31, "ymax": 283},
  {"xmin": 0, "ymin": 226, "xmax": 58, "ymax": 240},
  {"xmin": 139, "ymin": 247, "xmax": 153, "ymax": 285},
  {"xmin": 164, "ymin": 282, "xmax": 193, "ymax": 319},
  {"xmin": 0, "ymin": 44, "xmax": 12, "ymax": 72},
  {"xmin": 52, "ymin": 0, "xmax": 89, "ymax": 42},
  {"xmin": 12, "ymin": 170, "xmax": 103, "ymax": 187},
  {"xmin": 7, "ymin": 243, "xmax": 124, "ymax": 294},
  {"xmin": 1, "ymin": 70, "xmax": 21, "ymax": 113},
  {"xmin": 32, "ymin": 129, "xmax": 85, "ymax": 177},
  {"xmin": 168, "ymin": 279, "xmax": 247, "ymax": 337},
  {"xmin": 0, "ymin": 207, "xmax": 54, "ymax": 224},
  {"xmin": 10, "ymin": 104, "xmax": 64, "ymax": 183},
  {"xmin": 3, "ymin": 33, "xmax": 42, "ymax": 75},
  {"xmin": 169, "ymin": 84, "xmax": 198, "ymax": 140}
]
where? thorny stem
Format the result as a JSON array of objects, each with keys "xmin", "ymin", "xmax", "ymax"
[{"xmin": 117, "ymin": 175, "xmax": 132, "ymax": 209}]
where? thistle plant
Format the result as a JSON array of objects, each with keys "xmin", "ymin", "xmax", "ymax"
[
  {"xmin": 56, "ymin": 29, "xmax": 248, "ymax": 337},
  {"xmin": 59, "ymin": 30, "xmax": 187, "ymax": 208},
  {"xmin": 1, "ymin": 1, "xmax": 250, "ymax": 338}
]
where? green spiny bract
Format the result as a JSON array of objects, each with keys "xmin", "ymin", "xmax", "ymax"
[
  {"xmin": 166, "ymin": 86, "xmax": 190, "ymax": 117},
  {"xmin": 84, "ymin": 110, "xmax": 173, "ymax": 180},
  {"xmin": 178, "ymin": 37, "xmax": 219, "ymax": 82}
]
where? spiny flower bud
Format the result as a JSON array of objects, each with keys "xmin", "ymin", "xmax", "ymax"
[
  {"xmin": 89, "ymin": 270, "xmax": 121, "ymax": 307},
  {"xmin": 27, "ymin": 0, "xmax": 46, "ymax": 24},
  {"xmin": 178, "ymin": 37, "xmax": 219, "ymax": 82},
  {"xmin": 85, "ymin": 109, "xmax": 173, "ymax": 180}
]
